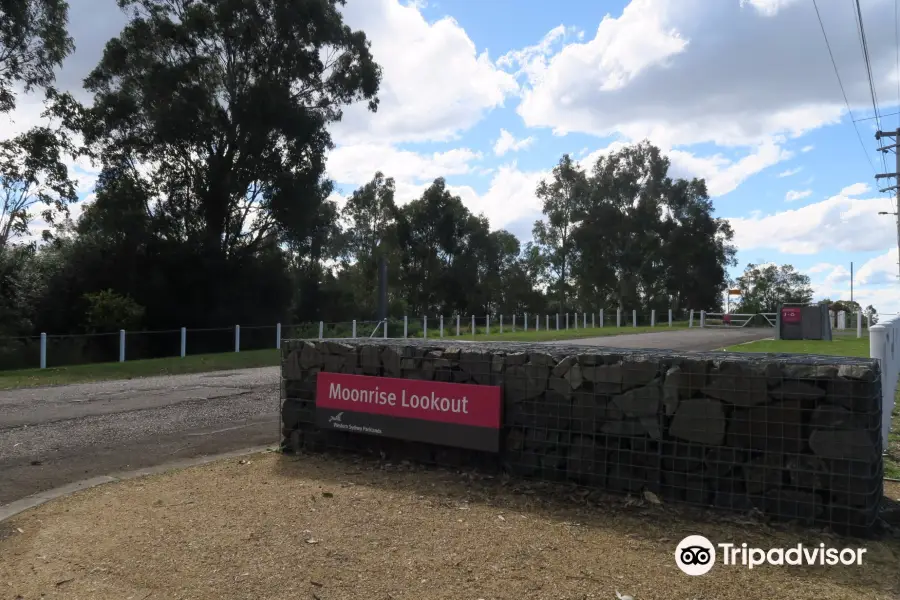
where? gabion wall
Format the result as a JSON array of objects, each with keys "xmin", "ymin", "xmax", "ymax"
[{"xmin": 281, "ymin": 339, "xmax": 884, "ymax": 535}]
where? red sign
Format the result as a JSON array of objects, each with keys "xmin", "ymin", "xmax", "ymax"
[
  {"xmin": 781, "ymin": 307, "xmax": 801, "ymax": 323},
  {"xmin": 316, "ymin": 372, "xmax": 502, "ymax": 429}
]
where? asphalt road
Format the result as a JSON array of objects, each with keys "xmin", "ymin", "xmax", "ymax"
[{"xmin": 0, "ymin": 327, "xmax": 772, "ymax": 506}]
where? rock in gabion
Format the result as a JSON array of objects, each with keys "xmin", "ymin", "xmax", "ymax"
[{"xmin": 281, "ymin": 338, "xmax": 884, "ymax": 535}]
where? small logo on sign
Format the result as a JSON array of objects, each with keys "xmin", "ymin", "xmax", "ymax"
[{"xmin": 329, "ymin": 412, "xmax": 344, "ymax": 424}]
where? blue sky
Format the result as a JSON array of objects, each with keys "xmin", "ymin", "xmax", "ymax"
[{"xmin": 4, "ymin": 0, "xmax": 900, "ymax": 312}]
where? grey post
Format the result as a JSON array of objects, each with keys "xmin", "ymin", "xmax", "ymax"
[
  {"xmin": 39, "ymin": 332, "xmax": 47, "ymax": 369},
  {"xmin": 545, "ymin": 314, "xmax": 549, "ymax": 330},
  {"xmin": 700, "ymin": 310, "xmax": 706, "ymax": 328},
  {"xmin": 403, "ymin": 316, "xmax": 408, "ymax": 338},
  {"xmin": 352, "ymin": 319, "xmax": 357, "ymax": 338},
  {"xmin": 500, "ymin": 314, "xmax": 504, "ymax": 333},
  {"xmin": 556, "ymin": 313, "xmax": 560, "ymax": 330},
  {"xmin": 471, "ymin": 314, "xmax": 475, "ymax": 336},
  {"xmin": 440, "ymin": 315, "xmax": 444, "ymax": 337},
  {"xmin": 565, "ymin": 313, "xmax": 569, "ymax": 329},
  {"xmin": 317, "ymin": 322, "xmax": 322, "ymax": 340},
  {"xmin": 119, "ymin": 329, "xmax": 126, "ymax": 362},
  {"xmin": 600, "ymin": 309, "xmax": 604, "ymax": 327},
  {"xmin": 456, "ymin": 314, "xmax": 460, "ymax": 336},
  {"xmin": 524, "ymin": 312, "xmax": 529, "ymax": 331},
  {"xmin": 616, "ymin": 309, "xmax": 621, "ymax": 327},
  {"xmin": 689, "ymin": 309, "xmax": 694, "ymax": 327},
  {"xmin": 668, "ymin": 308, "xmax": 672, "ymax": 327},
  {"xmin": 423, "ymin": 316, "xmax": 428, "ymax": 339},
  {"xmin": 651, "ymin": 309, "xmax": 656, "ymax": 327},
  {"xmin": 632, "ymin": 310, "xmax": 637, "ymax": 327},
  {"xmin": 512, "ymin": 314, "xmax": 516, "ymax": 332},
  {"xmin": 275, "ymin": 322, "xmax": 281, "ymax": 349},
  {"xmin": 486, "ymin": 314, "xmax": 490, "ymax": 334},
  {"xmin": 181, "ymin": 327, "xmax": 187, "ymax": 357}
]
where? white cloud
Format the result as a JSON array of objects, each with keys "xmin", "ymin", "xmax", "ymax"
[
  {"xmin": 579, "ymin": 139, "xmax": 792, "ymax": 196},
  {"xmin": 777, "ymin": 167, "xmax": 802, "ymax": 177},
  {"xmin": 505, "ymin": 0, "xmax": 893, "ymax": 153},
  {"xmin": 839, "ymin": 182, "xmax": 871, "ymax": 196},
  {"xmin": 728, "ymin": 189, "xmax": 900, "ymax": 254},
  {"xmin": 493, "ymin": 129, "xmax": 536, "ymax": 156},
  {"xmin": 784, "ymin": 189, "xmax": 811, "ymax": 202},
  {"xmin": 856, "ymin": 248, "xmax": 899, "ymax": 286},
  {"xmin": 801, "ymin": 145, "xmax": 814, "ymax": 153},
  {"xmin": 328, "ymin": 144, "xmax": 481, "ymax": 185},
  {"xmin": 331, "ymin": 0, "xmax": 518, "ymax": 144}
]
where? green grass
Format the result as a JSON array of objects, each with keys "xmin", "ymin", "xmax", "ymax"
[
  {"xmin": 722, "ymin": 336, "xmax": 870, "ymax": 357},
  {"xmin": 0, "ymin": 349, "xmax": 281, "ymax": 390}
]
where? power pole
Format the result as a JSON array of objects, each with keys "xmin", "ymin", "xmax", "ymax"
[
  {"xmin": 850, "ymin": 261, "xmax": 854, "ymax": 303},
  {"xmin": 875, "ymin": 128, "xmax": 900, "ymax": 281}
]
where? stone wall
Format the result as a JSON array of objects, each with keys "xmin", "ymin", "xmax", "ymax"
[{"xmin": 281, "ymin": 339, "xmax": 884, "ymax": 535}]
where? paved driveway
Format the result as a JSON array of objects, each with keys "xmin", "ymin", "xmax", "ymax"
[
  {"xmin": 0, "ymin": 326, "xmax": 773, "ymax": 506},
  {"xmin": 555, "ymin": 327, "xmax": 773, "ymax": 352}
]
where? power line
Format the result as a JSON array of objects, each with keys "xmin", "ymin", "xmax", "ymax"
[
  {"xmin": 812, "ymin": 0, "xmax": 877, "ymax": 173},
  {"xmin": 852, "ymin": 0, "xmax": 890, "ymax": 175},
  {"xmin": 895, "ymin": 0, "xmax": 899, "ymax": 127}
]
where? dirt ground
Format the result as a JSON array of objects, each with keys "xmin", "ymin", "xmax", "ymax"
[{"xmin": 1, "ymin": 452, "xmax": 899, "ymax": 600}]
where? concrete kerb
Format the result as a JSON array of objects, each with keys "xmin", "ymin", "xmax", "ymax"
[{"xmin": 0, "ymin": 444, "xmax": 275, "ymax": 523}]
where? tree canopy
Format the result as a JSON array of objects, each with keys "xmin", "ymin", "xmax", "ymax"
[
  {"xmin": 734, "ymin": 263, "xmax": 814, "ymax": 313},
  {"xmin": 0, "ymin": 0, "xmax": 793, "ymax": 357}
]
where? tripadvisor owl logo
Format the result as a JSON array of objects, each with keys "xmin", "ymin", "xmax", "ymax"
[
  {"xmin": 675, "ymin": 535, "xmax": 715, "ymax": 576},
  {"xmin": 675, "ymin": 535, "xmax": 868, "ymax": 575}
]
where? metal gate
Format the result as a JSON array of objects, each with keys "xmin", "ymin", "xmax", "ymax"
[{"xmin": 701, "ymin": 312, "xmax": 777, "ymax": 328}]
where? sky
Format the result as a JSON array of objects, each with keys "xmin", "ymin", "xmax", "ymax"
[{"xmin": 4, "ymin": 0, "xmax": 900, "ymax": 313}]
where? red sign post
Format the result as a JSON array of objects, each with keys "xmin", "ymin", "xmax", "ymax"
[{"xmin": 315, "ymin": 372, "xmax": 502, "ymax": 452}]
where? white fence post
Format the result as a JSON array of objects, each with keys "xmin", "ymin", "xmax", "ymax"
[
  {"xmin": 869, "ymin": 320, "xmax": 898, "ymax": 448},
  {"xmin": 423, "ymin": 316, "xmax": 428, "ymax": 339},
  {"xmin": 317, "ymin": 322, "xmax": 323, "ymax": 340},
  {"xmin": 512, "ymin": 314, "xmax": 516, "ymax": 332},
  {"xmin": 651, "ymin": 309, "xmax": 656, "ymax": 327},
  {"xmin": 119, "ymin": 329, "xmax": 126, "ymax": 362},
  {"xmin": 403, "ymin": 316, "xmax": 408, "ymax": 338},
  {"xmin": 556, "ymin": 313, "xmax": 560, "ymax": 330},
  {"xmin": 236, "ymin": 325, "xmax": 242, "ymax": 350},
  {"xmin": 40, "ymin": 332, "xmax": 47, "ymax": 369},
  {"xmin": 592, "ymin": 313, "xmax": 595, "ymax": 328},
  {"xmin": 525, "ymin": 312, "xmax": 530, "ymax": 331},
  {"xmin": 600, "ymin": 309, "xmax": 604, "ymax": 327},
  {"xmin": 668, "ymin": 309, "xmax": 673, "ymax": 327},
  {"xmin": 500, "ymin": 314, "xmax": 504, "ymax": 333},
  {"xmin": 616, "ymin": 309, "xmax": 621, "ymax": 327},
  {"xmin": 181, "ymin": 327, "xmax": 187, "ymax": 357},
  {"xmin": 440, "ymin": 315, "xmax": 444, "ymax": 338},
  {"xmin": 689, "ymin": 309, "xmax": 695, "ymax": 328},
  {"xmin": 700, "ymin": 311, "xmax": 706, "ymax": 328},
  {"xmin": 471, "ymin": 314, "xmax": 475, "ymax": 336},
  {"xmin": 565, "ymin": 313, "xmax": 569, "ymax": 329},
  {"xmin": 857, "ymin": 311, "xmax": 863, "ymax": 338},
  {"xmin": 352, "ymin": 319, "xmax": 357, "ymax": 339},
  {"xmin": 574, "ymin": 312, "xmax": 578, "ymax": 330},
  {"xmin": 456, "ymin": 314, "xmax": 460, "ymax": 336},
  {"xmin": 383, "ymin": 319, "xmax": 388, "ymax": 339},
  {"xmin": 583, "ymin": 312, "xmax": 587, "ymax": 328},
  {"xmin": 485, "ymin": 315, "xmax": 490, "ymax": 335},
  {"xmin": 275, "ymin": 322, "xmax": 281, "ymax": 349},
  {"xmin": 536, "ymin": 313, "xmax": 540, "ymax": 331}
]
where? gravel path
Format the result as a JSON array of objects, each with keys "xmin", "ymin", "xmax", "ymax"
[{"xmin": 0, "ymin": 327, "xmax": 772, "ymax": 506}]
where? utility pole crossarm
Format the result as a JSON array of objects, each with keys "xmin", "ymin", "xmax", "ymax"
[{"xmin": 878, "ymin": 128, "xmax": 900, "ymax": 282}]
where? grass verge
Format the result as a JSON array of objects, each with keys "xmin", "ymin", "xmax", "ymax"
[
  {"xmin": 0, "ymin": 349, "xmax": 280, "ymax": 390},
  {"xmin": 1, "ymin": 451, "xmax": 897, "ymax": 600},
  {"xmin": 722, "ymin": 336, "xmax": 870, "ymax": 357}
]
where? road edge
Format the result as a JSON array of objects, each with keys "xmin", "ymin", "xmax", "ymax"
[{"xmin": 0, "ymin": 444, "xmax": 275, "ymax": 523}]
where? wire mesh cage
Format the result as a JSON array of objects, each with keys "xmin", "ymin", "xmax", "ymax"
[{"xmin": 280, "ymin": 339, "xmax": 884, "ymax": 536}]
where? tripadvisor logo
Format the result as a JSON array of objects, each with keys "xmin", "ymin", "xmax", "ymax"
[{"xmin": 675, "ymin": 535, "xmax": 867, "ymax": 575}]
